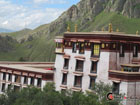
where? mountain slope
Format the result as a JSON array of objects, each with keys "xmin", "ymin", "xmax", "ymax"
[{"xmin": 1, "ymin": 0, "xmax": 140, "ymax": 61}]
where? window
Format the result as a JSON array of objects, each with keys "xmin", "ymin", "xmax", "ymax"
[
  {"xmin": 30, "ymin": 77, "xmax": 34, "ymax": 85},
  {"xmin": 72, "ymin": 42, "xmax": 77, "ymax": 53},
  {"xmin": 15, "ymin": 75, "xmax": 21, "ymax": 83},
  {"xmin": 61, "ymin": 89, "xmax": 66, "ymax": 93},
  {"xmin": 123, "ymin": 66, "xmax": 139, "ymax": 72},
  {"xmin": 8, "ymin": 73, "xmax": 12, "ymax": 81},
  {"xmin": 63, "ymin": 59, "xmax": 69, "ymax": 69},
  {"xmin": 14, "ymin": 86, "xmax": 20, "ymax": 91},
  {"xmin": 91, "ymin": 61, "xmax": 97, "ymax": 73},
  {"xmin": 1, "ymin": 83, "xmax": 5, "ymax": 92},
  {"xmin": 62, "ymin": 74, "xmax": 67, "ymax": 85},
  {"xmin": 91, "ymin": 44, "xmax": 100, "ymax": 57},
  {"xmin": 56, "ymin": 43, "xmax": 62, "ymax": 48},
  {"xmin": 89, "ymin": 77, "xmax": 96, "ymax": 89},
  {"xmin": 101, "ymin": 43, "xmax": 105, "ymax": 48},
  {"xmin": 74, "ymin": 76, "xmax": 82, "ymax": 88},
  {"xmin": 133, "ymin": 67, "xmax": 139, "ymax": 72},
  {"xmin": 112, "ymin": 82, "xmax": 120, "ymax": 94},
  {"xmin": 76, "ymin": 60, "xmax": 84, "ymax": 72},
  {"xmin": 113, "ymin": 44, "xmax": 116, "ymax": 49},
  {"xmin": 8, "ymin": 84, "xmax": 12, "ymax": 90},
  {"xmin": 133, "ymin": 45, "xmax": 138, "ymax": 57},
  {"xmin": 24, "ymin": 76, "xmax": 28, "ymax": 84},
  {"xmin": 3, "ymin": 72, "xmax": 6, "ymax": 80},
  {"xmin": 119, "ymin": 44, "xmax": 124, "ymax": 57},
  {"xmin": 37, "ymin": 78, "xmax": 42, "ymax": 87},
  {"xmin": 79, "ymin": 43, "xmax": 85, "ymax": 54}
]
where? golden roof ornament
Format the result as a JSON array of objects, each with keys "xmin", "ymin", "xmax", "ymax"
[
  {"xmin": 136, "ymin": 30, "xmax": 139, "ymax": 35},
  {"xmin": 67, "ymin": 24, "xmax": 70, "ymax": 32},
  {"xmin": 108, "ymin": 23, "xmax": 113, "ymax": 33},
  {"xmin": 116, "ymin": 28, "xmax": 119, "ymax": 32},
  {"xmin": 75, "ymin": 24, "xmax": 78, "ymax": 32}
]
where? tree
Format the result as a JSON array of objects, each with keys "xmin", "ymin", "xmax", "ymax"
[
  {"xmin": 92, "ymin": 81, "xmax": 122, "ymax": 105},
  {"xmin": 0, "ymin": 82, "xmax": 122, "ymax": 105}
]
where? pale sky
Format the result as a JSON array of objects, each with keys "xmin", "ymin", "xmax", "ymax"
[{"xmin": 0, "ymin": 0, "xmax": 80, "ymax": 31}]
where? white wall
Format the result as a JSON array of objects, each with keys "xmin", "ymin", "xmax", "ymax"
[
  {"xmin": 0, "ymin": 73, "xmax": 2, "ymax": 93},
  {"xmin": 41, "ymin": 80, "xmax": 46, "ymax": 89},
  {"xmin": 96, "ymin": 52, "xmax": 112, "ymax": 84},
  {"xmin": 54, "ymin": 49, "xmax": 112, "ymax": 92},
  {"xmin": 54, "ymin": 54, "xmax": 64, "ymax": 91}
]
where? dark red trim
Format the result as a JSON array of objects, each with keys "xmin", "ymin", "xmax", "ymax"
[{"xmin": 109, "ymin": 70, "xmax": 140, "ymax": 82}]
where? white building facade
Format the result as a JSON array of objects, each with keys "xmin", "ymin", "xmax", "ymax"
[
  {"xmin": 54, "ymin": 32, "xmax": 140, "ymax": 105},
  {"xmin": 0, "ymin": 62, "xmax": 54, "ymax": 93}
]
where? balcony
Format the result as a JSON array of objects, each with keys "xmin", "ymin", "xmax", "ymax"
[
  {"xmin": 109, "ymin": 70, "xmax": 140, "ymax": 82},
  {"xmin": 55, "ymin": 37, "xmax": 64, "ymax": 54},
  {"xmin": 109, "ymin": 64, "xmax": 140, "ymax": 82},
  {"xmin": 55, "ymin": 48, "xmax": 64, "ymax": 54},
  {"xmin": 60, "ymin": 85, "xmax": 67, "ymax": 89},
  {"xmin": 71, "ymin": 87, "xmax": 82, "ymax": 92}
]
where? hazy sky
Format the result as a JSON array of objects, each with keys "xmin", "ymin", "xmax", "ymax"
[{"xmin": 0, "ymin": 0, "xmax": 80, "ymax": 31}]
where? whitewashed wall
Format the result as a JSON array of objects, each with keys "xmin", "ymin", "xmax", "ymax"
[{"xmin": 54, "ymin": 49, "xmax": 112, "ymax": 92}]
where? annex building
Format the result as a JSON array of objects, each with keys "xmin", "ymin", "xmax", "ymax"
[
  {"xmin": 54, "ymin": 24, "xmax": 140, "ymax": 105},
  {"xmin": 0, "ymin": 62, "xmax": 54, "ymax": 93}
]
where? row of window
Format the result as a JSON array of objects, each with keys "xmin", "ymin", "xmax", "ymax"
[
  {"xmin": 1, "ymin": 83, "xmax": 22, "ymax": 92},
  {"xmin": 73, "ymin": 43, "xmax": 138, "ymax": 57},
  {"xmin": 121, "ymin": 66, "xmax": 139, "ymax": 72},
  {"xmin": 62, "ymin": 74, "xmax": 120, "ymax": 94},
  {"xmin": 67, "ymin": 42, "xmax": 139, "ymax": 57},
  {"xmin": 62, "ymin": 74, "xmax": 96, "ymax": 89},
  {"xmin": 72, "ymin": 43, "xmax": 100, "ymax": 56},
  {"xmin": 1, "ymin": 73, "xmax": 42, "ymax": 87},
  {"xmin": 64, "ymin": 59, "xmax": 97, "ymax": 73},
  {"xmin": 56, "ymin": 42, "xmax": 139, "ymax": 57},
  {"xmin": 120, "ymin": 44, "xmax": 139, "ymax": 57}
]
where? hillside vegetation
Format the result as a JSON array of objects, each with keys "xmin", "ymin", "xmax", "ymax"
[{"xmin": 0, "ymin": 0, "xmax": 140, "ymax": 61}]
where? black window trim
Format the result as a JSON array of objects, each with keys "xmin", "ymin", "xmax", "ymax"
[
  {"xmin": 79, "ymin": 42, "xmax": 85, "ymax": 54},
  {"xmin": 24, "ymin": 76, "xmax": 28, "ymax": 84},
  {"xmin": 74, "ymin": 76, "xmax": 82, "ymax": 88},
  {"xmin": 8, "ymin": 73, "xmax": 12, "ymax": 81},
  {"xmin": 90, "ymin": 61, "xmax": 98, "ymax": 73},
  {"xmin": 133, "ymin": 44, "xmax": 138, "ymax": 57},
  {"xmin": 91, "ymin": 43, "xmax": 101, "ymax": 57},
  {"xmin": 62, "ymin": 73, "xmax": 67, "ymax": 85},
  {"xmin": 112, "ymin": 82, "xmax": 120, "ymax": 95},
  {"xmin": 89, "ymin": 76, "xmax": 96, "ymax": 89},
  {"xmin": 37, "ymin": 78, "xmax": 42, "ymax": 87},
  {"xmin": 3, "ymin": 72, "xmax": 6, "ymax": 80},
  {"xmin": 119, "ymin": 43, "xmax": 125, "ymax": 57},
  {"xmin": 72, "ymin": 42, "xmax": 77, "ymax": 53},
  {"xmin": 63, "ymin": 58, "xmax": 69, "ymax": 69},
  {"xmin": 75, "ymin": 60, "xmax": 84, "ymax": 72}
]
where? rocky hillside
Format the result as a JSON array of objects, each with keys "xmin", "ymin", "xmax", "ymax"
[{"xmin": 1, "ymin": 0, "xmax": 140, "ymax": 61}]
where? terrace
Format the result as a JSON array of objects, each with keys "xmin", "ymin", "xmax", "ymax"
[{"xmin": 109, "ymin": 64, "xmax": 140, "ymax": 82}]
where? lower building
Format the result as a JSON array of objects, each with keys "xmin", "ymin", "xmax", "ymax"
[{"xmin": 0, "ymin": 62, "xmax": 54, "ymax": 93}]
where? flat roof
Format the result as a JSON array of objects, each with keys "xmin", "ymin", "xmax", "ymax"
[
  {"xmin": 121, "ymin": 64, "xmax": 140, "ymax": 67},
  {"xmin": 64, "ymin": 31, "xmax": 140, "ymax": 38},
  {"xmin": 0, "ymin": 62, "xmax": 54, "ymax": 74},
  {"xmin": 55, "ymin": 36, "xmax": 64, "ymax": 39},
  {"xmin": 0, "ymin": 62, "xmax": 54, "ymax": 65}
]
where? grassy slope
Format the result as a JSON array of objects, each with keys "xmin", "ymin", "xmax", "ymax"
[
  {"xmin": 3, "ymin": 29, "xmax": 32, "ymax": 40},
  {"xmin": 1, "ymin": 12, "xmax": 140, "ymax": 61},
  {"xmin": 82, "ymin": 12, "xmax": 140, "ymax": 33}
]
